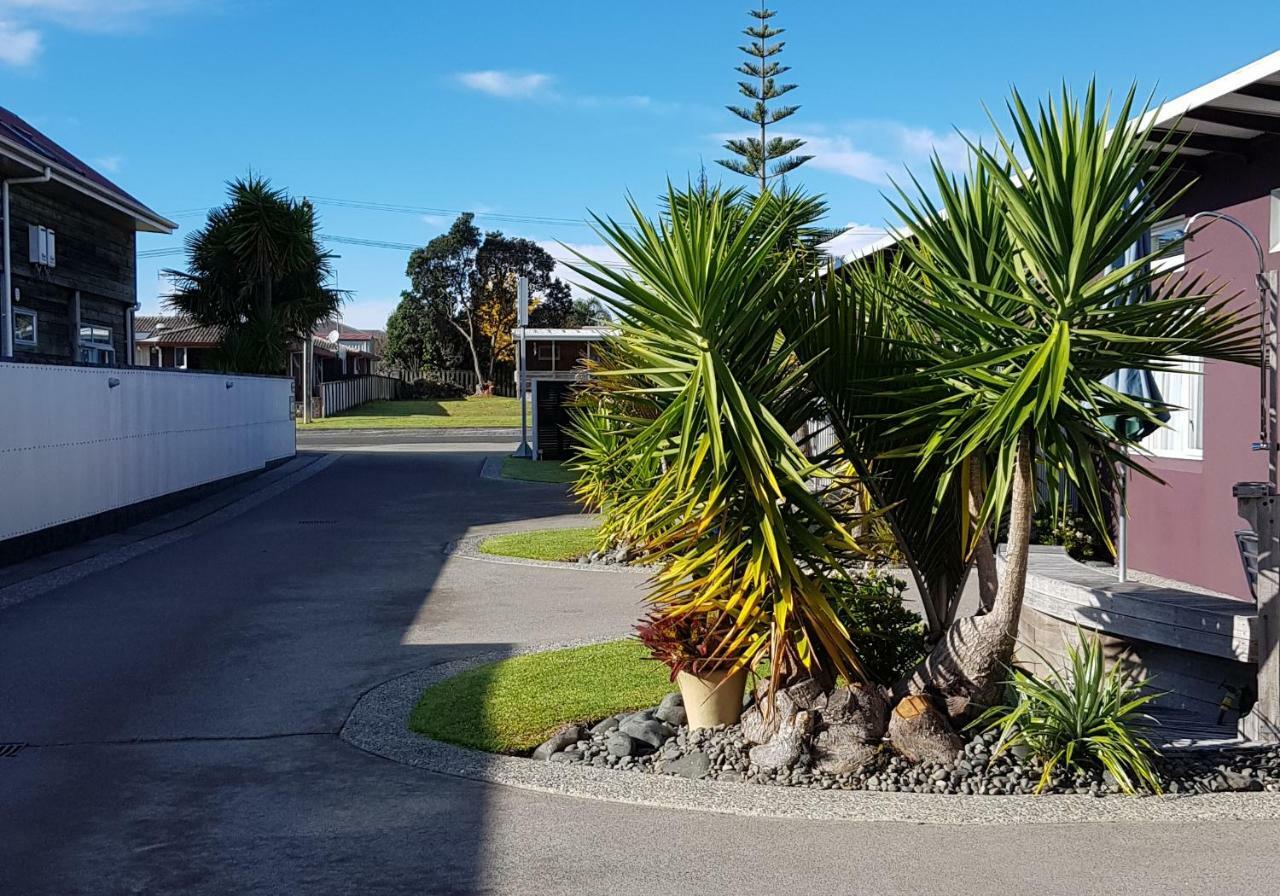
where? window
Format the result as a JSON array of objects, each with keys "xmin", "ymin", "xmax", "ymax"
[
  {"xmin": 1150, "ymin": 217, "xmax": 1187, "ymax": 274},
  {"xmin": 1143, "ymin": 357, "xmax": 1203, "ymax": 459},
  {"xmin": 535, "ymin": 342, "xmax": 559, "ymax": 361},
  {"xmin": 13, "ymin": 309, "xmax": 36, "ymax": 346},
  {"xmin": 1270, "ymin": 188, "xmax": 1280, "ymax": 254},
  {"xmin": 174, "ymin": 346, "xmax": 187, "ymax": 369},
  {"xmin": 78, "ymin": 325, "xmax": 115, "ymax": 366}
]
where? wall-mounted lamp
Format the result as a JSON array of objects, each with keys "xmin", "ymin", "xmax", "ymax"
[{"xmin": 107, "ymin": 377, "xmax": 121, "ymax": 389}]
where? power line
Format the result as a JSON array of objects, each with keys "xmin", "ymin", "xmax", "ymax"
[{"xmin": 138, "ymin": 232, "xmax": 637, "ymax": 270}]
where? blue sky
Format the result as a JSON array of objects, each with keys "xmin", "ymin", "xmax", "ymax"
[{"xmin": 0, "ymin": 1, "xmax": 1276, "ymax": 329}]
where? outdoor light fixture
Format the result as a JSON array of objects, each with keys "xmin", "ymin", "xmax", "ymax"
[
  {"xmin": 1186, "ymin": 211, "xmax": 1279, "ymax": 490},
  {"xmin": 107, "ymin": 377, "xmax": 120, "ymax": 389}
]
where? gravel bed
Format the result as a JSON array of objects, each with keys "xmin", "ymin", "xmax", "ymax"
[{"xmin": 543, "ymin": 700, "xmax": 1280, "ymax": 797}]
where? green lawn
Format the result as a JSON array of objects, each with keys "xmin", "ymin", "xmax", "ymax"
[
  {"xmin": 409, "ymin": 640, "xmax": 675, "ymax": 753},
  {"xmin": 297, "ymin": 397, "xmax": 521, "ymax": 430},
  {"xmin": 500, "ymin": 456, "xmax": 578, "ymax": 483},
  {"xmin": 479, "ymin": 526, "xmax": 599, "ymax": 562}
]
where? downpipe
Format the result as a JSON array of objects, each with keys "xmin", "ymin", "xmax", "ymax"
[{"xmin": 1, "ymin": 165, "xmax": 53, "ymax": 358}]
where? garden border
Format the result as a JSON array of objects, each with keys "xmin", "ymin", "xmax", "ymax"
[
  {"xmin": 446, "ymin": 532, "xmax": 655, "ymax": 574},
  {"xmin": 340, "ymin": 640, "xmax": 1280, "ymax": 825}
]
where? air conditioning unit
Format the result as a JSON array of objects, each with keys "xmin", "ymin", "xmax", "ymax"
[{"xmin": 28, "ymin": 224, "xmax": 56, "ymax": 267}]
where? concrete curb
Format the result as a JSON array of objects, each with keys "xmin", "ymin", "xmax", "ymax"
[{"xmin": 341, "ymin": 641, "xmax": 1280, "ymax": 825}]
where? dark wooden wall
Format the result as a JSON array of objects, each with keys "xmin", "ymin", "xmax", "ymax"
[{"xmin": 7, "ymin": 181, "xmax": 137, "ymax": 362}]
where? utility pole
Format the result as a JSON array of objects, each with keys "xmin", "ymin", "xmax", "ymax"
[
  {"xmin": 514, "ymin": 275, "xmax": 532, "ymax": 458},
  {"xmin": 302, "ymin": 332, "xmax": 313, "ymax": 424}
]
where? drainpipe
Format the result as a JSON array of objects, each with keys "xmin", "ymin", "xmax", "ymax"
[{"xmin": 1, "ymin": 166, "xmax": 53, "ymax": 358}]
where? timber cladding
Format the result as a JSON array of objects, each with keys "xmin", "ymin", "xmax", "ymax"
[{"xmin": 7, "ymin": 182, "xmax": 137, "ymax": 362}]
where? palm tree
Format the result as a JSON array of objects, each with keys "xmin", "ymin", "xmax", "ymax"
[
  {"xmin": 570, "ymin": 184, "xmax": 876, "ymax": 694},
  {"xmin": 793, "ymin": 83, "xmax": 1256, "ymax": 717},
  {"xmin": 166, "ymin": 175, "xmax": 343, "ymax": 374}
]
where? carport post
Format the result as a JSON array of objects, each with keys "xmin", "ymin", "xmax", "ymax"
[{"xmin": 514, "ymin": 276, "xmax": 532, "ymax": 458}]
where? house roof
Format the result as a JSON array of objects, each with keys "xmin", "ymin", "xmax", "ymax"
[
  {"xmin": 514, "ymin": 327, "xmax": 616, "ymax": 341},
  {"xmin": 134, "ymin": 315, "xmax": 223, "ymax": 346},
  {"xmin": 0, "ymin": 105, "xmax": 176, "ymax": 234},
  {"xmin": 828, "ymin": 50, "xmax": 1280, "ymax": 265}
]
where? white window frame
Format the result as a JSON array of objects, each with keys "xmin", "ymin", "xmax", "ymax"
[
  {"xmin": 1150, "ymin": 216, "xmax": 1187, "ymax": 274},
  {"xmin": 13, "ymin": 308, "xmax": 37, "ymax": 346},
  {"xmin": 1269, "ymin": 188, "xmax": 1280, "ymax": 254},
  {"xmin": 78, "ymin": 324, "xmax": 115, "ymax": 366},
  {"xmin": 535, "ymin": 341, "xmax": 559, "ymax": 361},
  {"xmin": 1142, "ymin": 357, "xmax": 1204, "ymax": 460},
  {"xmin": 174, "ymin": 346, "xmax": 188, "ymax": 369}
]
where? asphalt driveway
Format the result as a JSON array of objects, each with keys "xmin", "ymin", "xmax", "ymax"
[{"xmin": 2, "ymin": 433, "xmax": 1278, "ymax": 894}]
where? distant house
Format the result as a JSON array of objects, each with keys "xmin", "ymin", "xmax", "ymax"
[
  {"xmin": 133, "ymin": 314, "xmax": 221, "ymax": 369},
  {"xmin": 825, "ymin": 50, "xmax": 1280, "ymax": 602},
  {"xmin": 515, "ymin": 326, "xmax": 614, "ymax": 459},
  {"xmin": 288, "ymin": 326, "xmax": 383, "ymax": 403},
  {"xmin": 1, "ymin": 105, "xmax": 176, "ymax": 364}
]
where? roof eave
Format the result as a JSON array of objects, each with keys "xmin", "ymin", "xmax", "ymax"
[{"xmin": 0, "ymin": 135, "xmax": 177, "ymax": 234}]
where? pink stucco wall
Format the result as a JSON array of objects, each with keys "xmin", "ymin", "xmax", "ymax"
[{"xmin": 1126, "ymin": 142, "xmax": 1279, "ymax": 600}]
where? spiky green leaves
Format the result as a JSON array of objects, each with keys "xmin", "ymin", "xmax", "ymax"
[{"xmin": 566, "ymin": 185, "xmax": 875, "ymax": 691}]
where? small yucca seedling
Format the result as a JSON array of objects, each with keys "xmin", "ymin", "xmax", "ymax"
[{"xmin": 971, "ymin": 630, "xmax": 1164, "ymax": 795}]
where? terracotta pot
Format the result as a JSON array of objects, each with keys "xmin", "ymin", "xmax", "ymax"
[{"xmin": 676, "ymin": 666, "xmax": 749, "ymax": 729}]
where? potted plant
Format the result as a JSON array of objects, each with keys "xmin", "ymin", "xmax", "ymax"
[{"xmin": 636, "ymin": 610, "xmax": 749, "ymax": 728}]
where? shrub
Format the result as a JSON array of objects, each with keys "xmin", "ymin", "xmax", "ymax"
[
  {"xmin": 410, "ymin": 378, "xmax": 469, "ymax": 400},
  {"xmin": 1032, "ymin": 509, "xmax": 1111, "ymax": 563},
  {"xmin": 971, "ymin": 631, "xmax": 1163, "ymax": 794},
  {"xmin": 634, "ymin": 610, "xmax": 747, "ymax": 681},
  {"xmin": 828, "ymin": 572, "xmax": 927, "ymax": 686}
]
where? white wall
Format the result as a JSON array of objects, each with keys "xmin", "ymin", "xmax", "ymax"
[{"xmin": 0, "ymin": 362, "xmax": 295, "ymax": 541}]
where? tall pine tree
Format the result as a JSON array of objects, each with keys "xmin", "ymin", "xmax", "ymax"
[{"xmin": 717, "ymin": 3, "xmax": 812, "ymax": 192}]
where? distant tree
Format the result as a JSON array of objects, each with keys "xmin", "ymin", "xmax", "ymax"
[
  {"xmin": 165, "ymin": 175, "xmax": 342, "ymax": 374},
  {"xmin": 529, "ymin": 282, "xmax": 612, "ymax": 328},
  {"xmin": 406, "ymin": 214, "xmax": 485, "ymax": 389},
  {"xmin": 717, "ymin": 2, "xmax": 812, "ymax": 193},
  {"xmin": 384, "ymin": 293, "xmax": 429, "ymax": 377},
  {"xmin": 406, "ymin": 214, "xmax": 571, "ymax": 389}
]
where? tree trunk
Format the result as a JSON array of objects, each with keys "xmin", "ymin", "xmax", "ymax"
[
  {"xmin": 449, "ymin": 317, "xmax": 485, "ymax": 395},
  {"xmin": 897, "ymin": 429, "xmax": 1035, "ymax": 723},
  {"xmin": 968, "ymin": 455, "xmax": 998, "ymax": 614}
]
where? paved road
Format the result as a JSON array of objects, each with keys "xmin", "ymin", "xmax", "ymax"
[{"xmin": 2, "ymin": 434, "xmax": 1278, "ymax": 894}]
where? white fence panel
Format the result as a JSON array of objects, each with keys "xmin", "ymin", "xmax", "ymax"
[
  {"xmin": 320, "ymin": 375, "xmax": 404, "ymax": 416},
  {"xmin": 0, "ymin": 362, "xmax": 295, "ymax": 541}
]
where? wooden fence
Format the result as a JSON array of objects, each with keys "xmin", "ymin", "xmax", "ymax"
[{"xmin": 321, "ymin": 375, "xmax": 408, "ymax": 417}]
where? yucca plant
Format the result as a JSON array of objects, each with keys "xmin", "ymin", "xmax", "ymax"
[
  {"xmin": 972, "ymin": 631, "xmax": 1163, "ymax": 794},
  {"xmin": 790, "ymin": 82, "xmax": 1256, "ymax": 715},
  {"xmin": 568, "ymin": 184, "xmax": 878, "ymax": 694}
]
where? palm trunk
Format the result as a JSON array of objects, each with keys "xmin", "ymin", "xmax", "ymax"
[
  {"xmin": 898, "ymin": 429, "xmax": 1034, "ymax": 721},
  {"xmin": 968, "ymin": 455, "xmax": 998, "ymax": 613}
]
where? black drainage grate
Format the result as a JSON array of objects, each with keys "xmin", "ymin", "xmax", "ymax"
[
  {"xmin": 0, "ymin": 743, "xmax": 25, "ymax": 758},
  {"xmin": 297, "ymin": 520, "xmax": 340, "ymax": 525}
]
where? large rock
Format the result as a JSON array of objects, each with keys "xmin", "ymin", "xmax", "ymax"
[
  {"xmin": 605, "ymin": 731, "xmax": 637, "ymax": 758},
  {"xmin": 811, "ymin": 725, "xmax": 880, "ymax": 775},
  {"xmin": 887, "ymin": 695, "xmax": 962, "ymax": 764},
  {"xmin": 749, "ymin": 709, "xmax": 815, "ymax": 772},
  {"xmin": 820, "ymin": 683, "xmax": 889, "ymax": 742},
  {"xmin": 655, "ymin": 692, "xmax": 687, "ymax": 727},
  {"xmin": 740, "ymin": 679, "xmax": 826, "ymax": 745},
  {"xmin": 532, "ymin": 725, "xmax": 583, "ymax": 761},
  {"xmin": 659, "ymin": 751, "xmax": 712, "ymax": 780},
  {"xmin": 619, "ymin": 716, "xmax": 675, "ymax": 750},
  {"xmin": 589, "ymin": 716, "xmax": 621, "ymax": 736}
]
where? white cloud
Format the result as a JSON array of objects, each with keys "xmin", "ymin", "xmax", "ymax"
[
  {"xmin": 0, "ymin": 19, "xmax": 40, "ymax": 66},
  {"xmin": 717, "ymin": 120, "xmax": 979, "ymax": 188},
  {"xmin": 538, "ymin": 240, "xmax": 628, "ymax": 299},
  {"xmin": 0, "ymin": 1, "xmax": 197, "ymax": 67},
  {"xmin": 0, "ymin": 1, "xmax": 195, "ymax": 31},
  {"xmin": 456, "ymin": 70, "xmax": 554, "ymax": 100},
  {"xmin": 93, "ymin": 154, "xmax": 123, "ymax": 173},
  {"xmin": 455, "ymin": 69, "xmax": 665, "ymax": 111}
]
